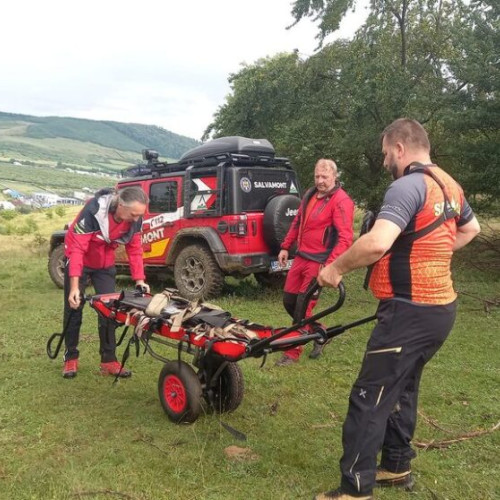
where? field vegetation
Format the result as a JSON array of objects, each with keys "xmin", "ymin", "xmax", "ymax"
[
  {"xmin": 0, "ymin": 160, "xmax": 113, "ymax": 198},
  {"xmin": 0, "ymin": 210, "xmax": 497, "ymax": 500},
  {"xmin": 0, "ymin": 111, "xmax": 200, "ymax": 175}
]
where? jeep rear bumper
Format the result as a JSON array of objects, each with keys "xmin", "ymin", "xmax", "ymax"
[{"xmin": 215, "ymin": 253, "xmax": 273, "ymax": 274}]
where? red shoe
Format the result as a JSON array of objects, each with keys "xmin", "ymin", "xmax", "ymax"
[
  {"xmin": 63, "ymin": 359, "xmax": 78, "ymax": 378},
  {"xmin": 100, "ymin": 361, "xmax": 132, "ymax": 378}
]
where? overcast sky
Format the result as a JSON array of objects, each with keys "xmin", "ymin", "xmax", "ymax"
[{"xmin": 0, "ymin": 0, "xmax": 368, "ymax": 140}]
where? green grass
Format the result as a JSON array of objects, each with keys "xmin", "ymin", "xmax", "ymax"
[
  {"xmin": 0, "ymin": 111, "xmax": 200, "ymax": 166},
  {"xmin": 0, "ymin": 161, "xmax": 115, "ymax": 198},
  {"xmin": 0, "ymin": 224, "xmax": 498, "ymax": 499}
]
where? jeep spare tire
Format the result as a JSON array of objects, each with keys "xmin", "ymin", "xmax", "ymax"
[{"xmin": 263, "ymin": 195, "xmax": 301, "ymax": 254}]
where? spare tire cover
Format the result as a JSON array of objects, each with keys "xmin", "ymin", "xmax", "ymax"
[{"xmin": 263, "ymin": 194, "xmax": 301, "ymax": 254}]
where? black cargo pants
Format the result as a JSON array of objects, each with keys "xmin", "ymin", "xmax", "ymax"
[
  {"xmin": 63, "ymin": 260, "xmax": 118, "ymax": 363},
  {"xmin": 339, "ymin": 298, "xmax": 457, "ymax": 496}
]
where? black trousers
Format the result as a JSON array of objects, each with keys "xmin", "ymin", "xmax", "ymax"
[
  {"xmin": 63, "ymin": 261, "xmax": 117, "ymax": 363},
  {"xmin": 339, "ymin": 299, "xmax": 457, "ymax": 496}
]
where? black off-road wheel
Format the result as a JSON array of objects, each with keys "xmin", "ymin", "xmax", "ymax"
[
  {"xmin": 254, "ymin": 272, "xmax": 287, "ymax": 289},
  {"xmin": 204, "ymin": 362, "xmax": 244, "ymax": 414},
  {"xmin": 48, "ymin": 244, "xmax": 65, "ymax": 289},
  {"xmin": 158, "ymin": 361, "xmax": 203, "ymax": 424},
  {"xmin": 174, "ymin": 244, "xmax": 224, "ymax": 300}
]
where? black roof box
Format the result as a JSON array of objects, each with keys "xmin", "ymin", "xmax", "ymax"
[{"xmin": 179, "ymin": 136, "xmax": 275, "ymax": 163}]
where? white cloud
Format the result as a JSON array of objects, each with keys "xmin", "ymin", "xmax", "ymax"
[{"xmin": 0, "ymin": 0, "xmax": 368, "ymax": 140}]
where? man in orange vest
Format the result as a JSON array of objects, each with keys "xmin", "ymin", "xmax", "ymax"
[{"xmin": 314, "ymin": 118, "xmax": 481, "ymax": 500}]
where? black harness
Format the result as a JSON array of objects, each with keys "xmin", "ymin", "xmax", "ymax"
[{"xmin": 363, "ymin": 163, "xmax": 460, "ymax": 289}]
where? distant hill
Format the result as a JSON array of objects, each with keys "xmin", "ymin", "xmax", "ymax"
[{"xmin": 0, "ymin": 111, "xmax": 200, "ymax": 172}]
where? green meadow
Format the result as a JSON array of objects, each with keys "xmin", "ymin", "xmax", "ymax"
[{"xmin": 0, "ymin": 210, "xmax": 498, "ymax": 500}]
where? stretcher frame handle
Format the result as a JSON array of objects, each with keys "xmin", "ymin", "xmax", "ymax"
[{"xmin": 244, "ymin": 280, "xmax": 345, "ymax": 357}]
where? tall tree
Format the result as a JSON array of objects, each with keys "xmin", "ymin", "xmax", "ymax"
[
  {"xmin": 206, "ymin": 0, "xmax": 499, "ymax": 213},
  {"xmin": 290, "ymin": 0, "xmax": 500, "ymax": 212}
]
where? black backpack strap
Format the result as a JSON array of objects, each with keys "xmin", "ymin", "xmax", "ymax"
[{"xmin": 363, "ymin": 164, "xmax": 460, "ymax": 290}]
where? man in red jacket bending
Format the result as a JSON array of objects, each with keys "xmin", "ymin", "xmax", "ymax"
[
  {"xmin": 61, "ymin": 186, "xmax": 149, "ymax": 379},
  {"xmin": 275, "ymin": 158, "xmax": 355, "ymax": 366}
]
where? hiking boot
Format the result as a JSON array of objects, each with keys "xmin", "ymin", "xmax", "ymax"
[
  {"xmin": 309, "ymin": 339, "xmax": 331, "ymax": 359},
  {"xmin": 274, "ymin": 355, "xmax": 298, "ymax": 367},
  {"xmin": 375, "ymin": 468, "xmax": 414, "ymax": 490},
  {"xmin": 63, "ymin": 359, "xmax": 78, "ymax": 379},
  {"xmin": 313, "ymin": 488, "xmax": 373, "ymax": 499},
  {"xmin": 100, "ymin": 361, "xmax": 132, "ymax": 378}
]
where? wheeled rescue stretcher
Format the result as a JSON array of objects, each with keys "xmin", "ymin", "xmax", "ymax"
[{"xmin": 51, "ymin": 282, "xmax": 376, "ymax": 424}]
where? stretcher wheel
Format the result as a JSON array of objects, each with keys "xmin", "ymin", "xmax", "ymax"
[
  {"xmin": 158, "ymin": 361, "xmax": 203, "ymax": 424},
  {"xmin": 208, "ymin": 362, "xmax": 244, "ymax": 414}
]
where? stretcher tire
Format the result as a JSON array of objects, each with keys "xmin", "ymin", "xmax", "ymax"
[
  {"xmin": 158, "ymin": 361, "xmax": 203, "ymax": 424},
  {"xmin": 208, "ymin": 362, "xmax": 244, "ymax": 414}
]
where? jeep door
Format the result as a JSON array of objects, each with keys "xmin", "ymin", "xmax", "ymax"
[{"xmin": 141, "ymin": 177, "xmax": 183, "ymax": 265}]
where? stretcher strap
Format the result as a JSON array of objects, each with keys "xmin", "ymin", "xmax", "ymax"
[
  {"xmin": 170, "ymin": 302, "xmax": 202, "ymax": 332},
  {"xmin": 145, "ymin": 290, "xmax": 173, "ymax": 317},
  {"xmin": 122, "ymin": 289, "xmax": 260, "ymax": 341}
]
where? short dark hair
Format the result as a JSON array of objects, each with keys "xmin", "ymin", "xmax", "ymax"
[
  {"xmin": 118, "ymin": 186, "xmax": 148, "ymax": 206},
  {"xmin": 382, "ymin": 118, "xmax": 430, "ymax": 152}
]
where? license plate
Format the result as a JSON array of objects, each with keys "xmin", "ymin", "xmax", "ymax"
[{"xmin": 270, "ymin": 259, "xmax": 293, "ymax": 272}]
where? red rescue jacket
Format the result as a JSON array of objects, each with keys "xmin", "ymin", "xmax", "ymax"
[
  {"xmin": 64, "ymin": 192, "xmax": 145, "ymax": 280},
  {"xmin": 281, "ymin": 184, "xmax": 354, "ymax": 264}
]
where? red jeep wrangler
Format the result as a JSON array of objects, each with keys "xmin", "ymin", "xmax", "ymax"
[{"xmin": 48, "ymin": 136, "xmax": 301, "ymax": 299}]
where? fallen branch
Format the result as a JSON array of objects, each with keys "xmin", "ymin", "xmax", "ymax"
[
  {"xmin": 418, "ymin": 410, "xmax": 455, "ymax": 434},
  {"xmin": 456, "ymin": 290, "xmax": 500, "ymax": 313},
  {"xmin": 71, "ymin": 490, "xmax": 136, "ymax": 499},
  {"xmin": 132, "ymin": 436, "xmax": 185, "ymax": 455},
  {"xmin": 414, "ymin": 421, "xmax": 500, "ymax": 450}
]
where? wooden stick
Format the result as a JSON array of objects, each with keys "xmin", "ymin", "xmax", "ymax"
[{"xmin": 415, "ymin": 421, "xmax": 500, "ymax": 450}]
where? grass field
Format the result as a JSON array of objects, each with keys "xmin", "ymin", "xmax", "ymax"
[{"xmin": 0, "ymin": 214, "xmax": 498, "ymax": 500}]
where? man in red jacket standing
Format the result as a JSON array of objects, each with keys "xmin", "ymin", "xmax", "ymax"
[
  {"xmin": 275, "ymin": 158, "xmax": 355, "ymax": 366},
  {"xmin": 62, "ymin": 186, "xmax": 149, "ymax": 379}
]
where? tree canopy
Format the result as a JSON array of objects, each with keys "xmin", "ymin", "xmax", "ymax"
[{"xmin": 205, "ymin": 0, "xmax": 499, "ymax": 214}]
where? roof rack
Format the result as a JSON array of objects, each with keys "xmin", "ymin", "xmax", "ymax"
[
  {"xmin": 121, "ymin": 151, "xmax": 292, "ymax": 178},
  {"xmin": 179, "ymin": 152, "xmax": 292, "ymax": 169}
]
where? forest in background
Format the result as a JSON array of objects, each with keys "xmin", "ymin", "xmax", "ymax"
[{"xmin": 205, "ymin": 0, "xmax": 499, "ymax": 216}]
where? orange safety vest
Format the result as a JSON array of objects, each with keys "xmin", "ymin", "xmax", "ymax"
[{"xmin": 369, "ymin": 165, "xmax": 464, "ymax": 305}]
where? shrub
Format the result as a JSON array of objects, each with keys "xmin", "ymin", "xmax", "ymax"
[
  {"xmin": 16, "ymin": 205, "xmax": 33, "ymax": 215},
  {"xmin": 55, "ymin": 205, "xmax": 66, "ymax": 217},
  {"xmin": 17, "ymin": 217, "xmax": 39, "ymax": 235},
  {"xmin": 0, "ymin": 210, "xmax": 17, "ymax": 221}
]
